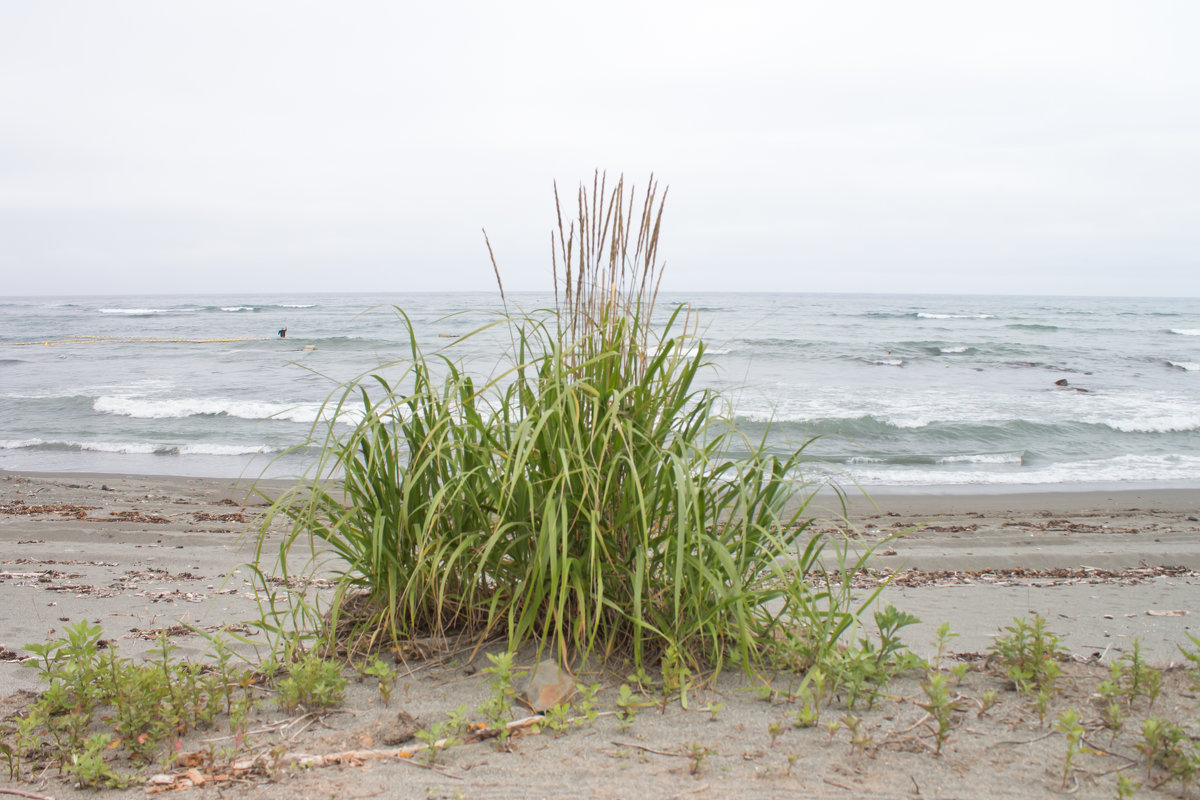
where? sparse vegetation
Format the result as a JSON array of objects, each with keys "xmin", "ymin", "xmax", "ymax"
[
  {"xmin": 6, "ymin": 621, "xmax": 262, "ymax": 786},
  {"xmin": 988, "ymin": 614, "xmax": 1066, "ymax": 696}
]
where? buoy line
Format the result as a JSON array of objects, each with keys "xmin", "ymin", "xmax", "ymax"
[{"xmin": 0, "ymin": 336, "xmax": 273, "ymax": 347}]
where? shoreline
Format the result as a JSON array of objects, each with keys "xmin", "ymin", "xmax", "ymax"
[{"xmin": 7, "ymin": 466, "xmax": 1200, "ymax": 505}]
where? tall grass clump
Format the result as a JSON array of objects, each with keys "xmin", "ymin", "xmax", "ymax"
[{"xmin": 257, "ymin": 173, "xmax": 884, "ymax": 675}]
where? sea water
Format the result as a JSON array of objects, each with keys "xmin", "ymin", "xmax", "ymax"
[{"xmin": 1, "ymin": 292, "xmax": 1197, "ymax": 491}]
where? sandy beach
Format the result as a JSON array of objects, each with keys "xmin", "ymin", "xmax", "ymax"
[{"xmin": 2, "ymin": 470, "xmax": 1198, "ymax": 799}]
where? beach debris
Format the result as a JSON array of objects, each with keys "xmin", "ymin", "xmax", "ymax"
[
  {"xmin": 0, "ymin": 500, "xmax": 98, "ymax": 517},
  {"xmin": 192, "ymin": 510, "xmax": 247, "ymax": 523},
  {"xmin": 1145, "ymin": 609, "xmax": 1188, "ymax": 616},
  {"xmin": 856, "ymin": 564, "xmax": 1199, "ymax": 589},
  {"xmin": 125, "ymin": 623, "xmax": 254, "ymax": 640},
  {"xmin": 0, "ymin": 499, "xmax": 168, "ymax": 523},
  {"xmin": 522, "ymin": 658, "xmax": 576, "ymax": 711},
  {"xmin": 147, "ymin": 714, "xmax": 547, "ymax": 792}
]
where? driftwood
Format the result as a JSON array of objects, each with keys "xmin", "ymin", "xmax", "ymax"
[{"xmin": 145, "ymin": 714, "xmax": 546, "ymax": 792}]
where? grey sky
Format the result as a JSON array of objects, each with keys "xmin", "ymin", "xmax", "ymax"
[{"xmin": 1, "ymin": 1, "xmax": 1197, "ymax": 297}]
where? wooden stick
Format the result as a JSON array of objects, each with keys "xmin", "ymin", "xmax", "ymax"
[
  {"xmin": 0, "ymin": 789, "xmax": 58, "ymax": 800},
  {"xmin": 149, "ymin": 714, "xmax": 545, "ymax": 789},
  {"xmin": 610, "ymin": 740, "xmax": 692, "ymax": 759}
]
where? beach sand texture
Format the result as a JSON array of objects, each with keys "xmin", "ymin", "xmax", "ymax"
[{"xmin": 2, "ymin": 471, "xmax": 1198, "ymax": 798}]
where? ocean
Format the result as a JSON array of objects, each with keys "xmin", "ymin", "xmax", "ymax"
[{"xmin": 1, "ymin": 292, "xmax": 1197, "ymax": 492}]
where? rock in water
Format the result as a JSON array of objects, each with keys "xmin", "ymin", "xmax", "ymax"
[{"xmin": 523, "ymin": 659, "xmax": 576, "ymax": 711}]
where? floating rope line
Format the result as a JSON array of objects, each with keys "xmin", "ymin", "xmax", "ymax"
[{"xmin": 1, "ymin": 335, "xmax": 273, "ymax": 347}]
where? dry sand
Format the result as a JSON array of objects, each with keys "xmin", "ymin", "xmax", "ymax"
[{"xmin": 1, "ymin": 471, "xmax": 1198, "ymax": 799}]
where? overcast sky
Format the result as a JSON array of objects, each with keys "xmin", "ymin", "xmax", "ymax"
[{"xmin": 1, "ymin": 1, "xmax": 1198, "ymax": 297}]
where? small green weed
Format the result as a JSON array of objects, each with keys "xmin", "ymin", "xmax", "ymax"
[
  {"xmin": 1136, "ymin": 717, "xmax": 1199, "ymax": 789},
  {"xmin": 1054, "ymin": 708, "xmax": 1093, "ymax": 790},
  {"xmin": 415, "ymin": 721, "xmax": 460, "ymax": 765},
  {"xmin": 932, "ymin": 622, "xmax": 958, "ymax": 669},
  {"xmin": 917, "ymin": 672, "xmax": 961, "ymax": 755},
  {"xmin": 616, "ymin": 684, "xmax": 640, "ymax": 729},
  {"xmin": 62, "ymin": 733, "xmax": 135, "ymax": 789},
  {"xmin": 1178, "ymin": 632, "xmax": 1200, "ymax": 692},
  {"xmin": 11, "ymin": 621, "xmax": 265, "ymax": 785},
  {"xmin": 977, "ymin": 689, "xmax": 998, "ymax": 717},
  {"xmin": 687, "ymin": 741, "xmax": 713, "ymax": 776},
  {"xmin": 988, "ymin": 615, "xmax": 1065, "ymax": 696},
  {"xmin": 1099, "ymin": 640, "xmax": 1162, "ymax": 709},
  {"xmin": 276, "ymin": 650, "xmax": 347, "ymax": 711},
  {"xmin": 1114, "ymin": 771, "xmax": 1138, "ymax": 799},
  {"xmin": 363, "ymin": 655, "xmax": 398, "ymax": 706},
  {"xmin": 477, "ymin": 652, "xmax": 517, "ymax": 729}
]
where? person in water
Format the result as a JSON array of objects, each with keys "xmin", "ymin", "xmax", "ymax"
[{"xmin": 278, "ymin": 328, "xmax": 287, "ymax": 338}]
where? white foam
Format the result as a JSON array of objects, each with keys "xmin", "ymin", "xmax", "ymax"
[
  {"xmin": 868, "ymin": 358, "xmax": 904, "ymax": 367},
  {"xmin": 0, "ymin": 437, "xmax": 276, "ymax": 457},
  {"xmin": 220, "ymin": 306, "xmax": 256, "ymax": 312},
  {"xmin": 0, "ymin": 438, "xmax": 45, "ymax": 450},
  {"xmin": 917, "ymin": 312, "xmax": 995, "ymax": 320},
  {"xmin": 936, "ymin": 452, "xmax": 1024, "ymax": 465},
  {"xmin": 81, "ymin": 441, "xmax": 159, "ymax": 454},
  {"xmin": 1167, "ymin": 361, "xmax": 1199, "ymax": 371},
  {"xmin": 280, "ymin": 303, "xmax": 316, "ymax": 308},
  {"xmin": 92, "ymin": 395, "xmax": 364, "ymax": 426},
  {"xmin": 177, "ymin": 443, "xmax": 276, "ymax": 455},
  {"xmin": 1169, "ymin": 329, "xmax": 1200, "ymax": 336},
  {"xmin": 939, "ymin": 346, "xmax": 969, "ymax": 354},
  {"xmin": 819, "ymin": 453, "xmax": 1200, "ymax": 487},
  {"xmin": 1099, "ymin": 415, "xmax": 1199, "ymax": 433},
  {"xmin": 94, "ymin": 395, "xmax": 322, "ymax": 423},
  {"xmin": 99, "ymin": 308, "xmax": 167, "ymax": 315}
]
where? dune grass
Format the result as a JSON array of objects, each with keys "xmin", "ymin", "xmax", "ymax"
[{"xmin": 256, "ymin": 173, "xmax": 887, "ymax": 675}]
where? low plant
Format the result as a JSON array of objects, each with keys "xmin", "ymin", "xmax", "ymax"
[
  {"xmin": 841, "ymin": 713, "xmax": 871, "ymax": 755},
  {"xmin": 1100, "ymin": 699, "xmax": 1125, "ymax": 742},
  {"xmin": 1054, "ymin": 708, "xmax": 1092, "ymax": 790},
  {"xmin": 1136, "ymin": 717, "xmax": 1199, "ymax": 789},
  {"xmin": 1114, "ymin": 771, "xmax": 1137, "ymax": 799},
  {"xmin": 415, "ymin": 721, "xmax": 460, "ymax": 765},
  {"xmin": 931, "ymin": 622, "xmax": 958, "ymax": 669},
  {"xmin": 661, "ymin": 645, "xmax": 693, "ymax": 711},
  {"xmin": 1178, "ymin": 632, "xmax": 1200, "ymax": 692},
  {"xmin": 615, "ymin": 684, "xmax": 640, "ymax": 729},
  {"xmin": 575, "ymin": 682, "xmax": 602, "ymax": 724},
  {"xmin": 804, "ymin": 603, "xmax": 919, "ymax": 711},
  {"xmin": 11, "ymin": 621, "xmax": 264, "ymax": 785},
  {"xmin": 917, "ymin": 672, "xmax": 961, "ymax": 755},
  {"xmin": 63, "ymin": 734, "xmax": 134, "ymax": 789},
  {"xmin": 477, "ymin": 651, "xmax": 517, "ymax": 729},
  {"xmin": 687, "ymin": 741, "xmax": 713, "ymax": 776},
  {"xmin": 1099, "ymin": 640, "xmax": 1162, "ymax": 709},
  {"xmin": 362, "ymin": 654, "xmax": 398, "ymax": 706},
  {"xmin": 988, "ymin": 615, "xmax": 1065, "ymax": 696},
  {"xmin": 789, "ymin": 666, "xmax": 828, "ymax": 729},
  {"xmin": 275, "ymin": 650, "xmax": 347, "ymax": 712},
  {"xmin": 977, "ymin": 689, "xmax": 998, "ymax": 717}
]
